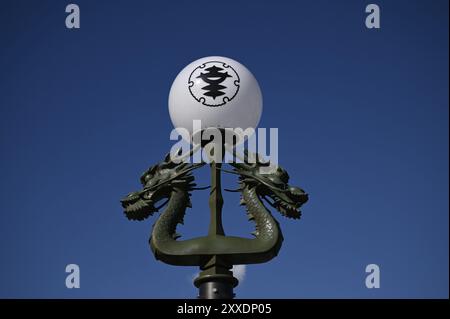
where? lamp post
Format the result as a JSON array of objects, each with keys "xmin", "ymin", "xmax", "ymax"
[
  {"xmin": 194, "ymin": 148, "xmax": 238, "ymax": 299},
  {"xmin": 121, "ymin": 56, "xmax": 308, "ymax": 299}
]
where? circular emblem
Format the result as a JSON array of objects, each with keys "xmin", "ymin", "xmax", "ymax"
[{"xmin": 188, "ymin": 61, "xmax": 240, "ymax": 107}]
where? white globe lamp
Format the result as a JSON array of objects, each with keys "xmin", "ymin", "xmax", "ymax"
[{"xmin": 168, "ymin": 56, "xmax": 263, "ymax": 144}]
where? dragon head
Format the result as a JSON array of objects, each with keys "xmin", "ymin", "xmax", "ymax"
[
  {"xmin": 121, "ymin": 153, "xmax": 200, "ymax": 221},
  {"xmin": 230, "ymin": 153, "xmax": 308, "ymax": 219}
]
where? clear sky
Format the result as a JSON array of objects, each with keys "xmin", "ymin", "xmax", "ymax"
[{"xmin": 0, "ymin": 0, "xmax": 448, "ymax": 298}]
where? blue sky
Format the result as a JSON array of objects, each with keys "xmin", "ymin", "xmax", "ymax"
[{"xmin": 0, "ymin": 0, "xmax": 448, "ymax": 298}]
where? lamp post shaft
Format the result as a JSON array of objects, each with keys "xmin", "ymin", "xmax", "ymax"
[
  {"xmin": 196, "ymin": 154, "xmax": 237, "ymax": 299},
  {"xmin": 208, "ymin": 161, "xmax": 225, "ymax": 236}
]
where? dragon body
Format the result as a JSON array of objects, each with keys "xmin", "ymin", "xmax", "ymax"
[{"xmin": 121, "ymin": 152, "xmax": 308, "ymax": 266}]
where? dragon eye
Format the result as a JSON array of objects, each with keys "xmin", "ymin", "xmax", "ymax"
[{"xmin": 143, "ymin": 192, "xmax": 152, "ymax": 199}]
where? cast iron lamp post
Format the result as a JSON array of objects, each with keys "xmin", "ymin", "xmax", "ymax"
[{"xmin": 120, "ymin": 56, "xmax": 308, "ymax": 299}]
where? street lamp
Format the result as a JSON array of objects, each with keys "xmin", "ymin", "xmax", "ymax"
[
  {"xmin": 169, "ymin": 56, "xmax": 262, "ymax": 134},
  {"xmin": 121, "ymin": 56, "xmax": 308, "ymax": 299}
]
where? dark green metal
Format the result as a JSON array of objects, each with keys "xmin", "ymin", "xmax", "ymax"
[
  {"xmin": 194, "ymin": 160, "xmax": 237, "ymax": 299},
  {"xmin": 208, "ymin": 161, "xmax": 225, "ymax": 236},
  {"xmin": 121, "ymin": 143, "xmax": 308, "ymax": 299}
]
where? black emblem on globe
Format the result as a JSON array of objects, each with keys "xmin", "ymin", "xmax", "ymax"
[
  {"xmin": 196, "ymin": 65, "xmax": 231, "ymax": 99},
  {"xmin": 188, "ymin": 61, "xmax": 240, "ymax": 107}
]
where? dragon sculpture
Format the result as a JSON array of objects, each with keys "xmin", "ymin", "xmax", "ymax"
[{"xmin": 121, "ymin": 150, "xmax": 308, "ymax": 267}]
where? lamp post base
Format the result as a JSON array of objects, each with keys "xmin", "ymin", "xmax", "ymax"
[
  {"xmin": 197, "ymin": 281, "xmax": 235, "ymax": 299},
  {"xmin": 194, "ymin": 267, "xmax": 238, "ymax": 299}
]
